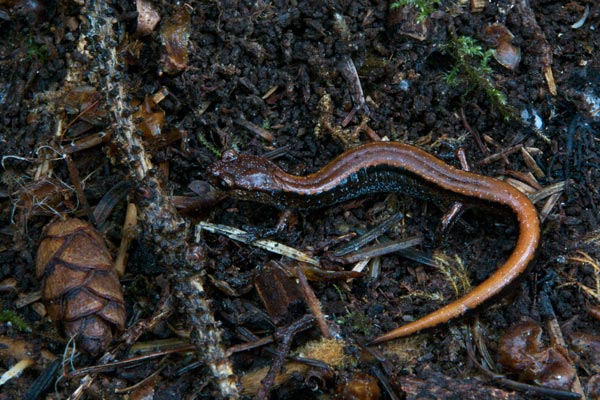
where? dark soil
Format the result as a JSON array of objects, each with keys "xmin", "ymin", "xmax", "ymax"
[{"xmin": 1, "ymin": 0, "xmax": 599, "ymax": 399}]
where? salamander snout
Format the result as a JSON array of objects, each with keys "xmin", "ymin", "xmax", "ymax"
[{"xmin": 207, "ymin": 151, "xmax": 281, "ymax": 192}]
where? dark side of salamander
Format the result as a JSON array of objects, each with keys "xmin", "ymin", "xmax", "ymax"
[
  {"xmin": 206, "ymin": 145, "xmax": 540, "ymax": 343},
  {"xmin": 207, "ymin": 150, "xmax": 512, "ymax": 213}
]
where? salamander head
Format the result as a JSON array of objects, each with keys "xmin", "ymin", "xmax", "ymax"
[{"xmin": 207, "ymin": 150, "xmax": 282, "ymax": 193}]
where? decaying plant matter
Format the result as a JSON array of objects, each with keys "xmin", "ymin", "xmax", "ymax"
[
  {"xmin": 36, "ymin": 218, "xmax": 125, "ymax": 356},
  {"xmin": 1, "ymin": 0, "xmax": 598, "ymax": 398}
]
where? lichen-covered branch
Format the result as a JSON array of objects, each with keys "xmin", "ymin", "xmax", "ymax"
[
  {"xmin": 82, "ymin": 0, "xmax": 238, "ymax": 397},
  {"xmin": 85, "ymin": 0, "xmax": 152, "ymax": 179}
]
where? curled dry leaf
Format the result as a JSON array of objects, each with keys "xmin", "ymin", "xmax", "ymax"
[
  {"xmin": 62, "ymin": 86, "xmax": 106, "ymax": 125},
  {"xmin": 335, "ymin": 373, "xmax": 381, "ymax": 400},
  {"xmin": 484, "ymin": 23, "xmax": 521, "ymax": 71},
  {"xmin": 36, "ymin": 218, "xmax": 126, "ymax": 356},
  {"xmin": 254, "ymin": 261, "xmax": 304, "ymax": 326},
  {"xmin": 568, "ymin": 332, "xmax": 600, "ymax": 373},
  {"xmin": 132, "ymin": 94, "xmax": 165, "ymax": 138},
  {"xmin": 498, "ymin": 320, "xmax": 576, "ymax": 390},
  {"xmin": 159, "ymin": 5, "xmax": 191, "ymax": 74}
]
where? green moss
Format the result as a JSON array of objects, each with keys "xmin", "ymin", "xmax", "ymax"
[
  {"xmin": 261, "ymin": 119, "xmax": 271, "ymax": 131},
  {"xmin": 338, "ymin": 309, "xmax": 372, "ymax": 336},
  {"xmin": 391, "ymin": 0, "xmax": 441, "ymax": 23},
  {"xmin": 26, "ymin": 35, "xmax": 47, "ymax": 62},
  {"xmin": 196, "ymin": 132, "xmax": 222, "ymax": 157},
  {"xmin": 443, "ymin": 36, "xmax": 516, "ymax": 121},
  {"xmin": 0, "ymin": 309, "xmax": 31, "ymax": 332}
]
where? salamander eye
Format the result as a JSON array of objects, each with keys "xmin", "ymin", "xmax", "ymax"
[{"xmin": 222, "ymin": 149, "xmax": 239, "ymax": 162}]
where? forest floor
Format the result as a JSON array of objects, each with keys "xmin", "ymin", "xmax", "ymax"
[{"xmin": 0, "ymin": 1, "xmax": 599, "ymax": 399}]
